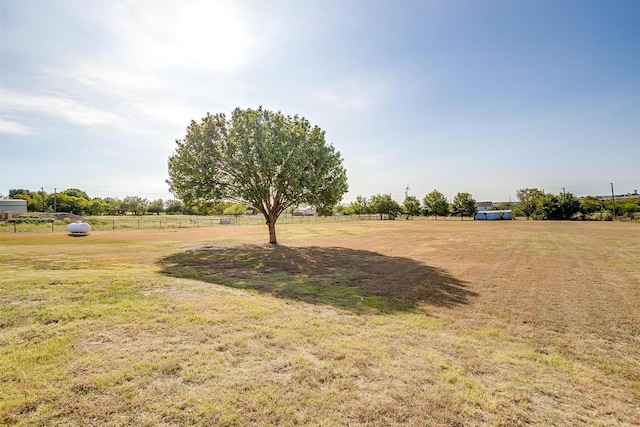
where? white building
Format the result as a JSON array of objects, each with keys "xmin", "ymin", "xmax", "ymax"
[
  {"xmin": 474, "ymin": 210, "xmax": 513, "ymax": 220},
  {"xmin": 0, "ymin": 199, "xmax": 27, "ymax": 220},
  {"xmin": 476, "ymin": 201, "xmax": 494, "ymax": 211}
]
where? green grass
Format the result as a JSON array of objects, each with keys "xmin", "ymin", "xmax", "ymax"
[{"xmin": 1, "ymin": 221, "xmax": 638, "ymax": 426}]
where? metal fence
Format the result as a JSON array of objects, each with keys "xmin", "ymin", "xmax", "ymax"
[{"xmin": 1, "ymin": 213, "xmax": 402, "ymax": 233}]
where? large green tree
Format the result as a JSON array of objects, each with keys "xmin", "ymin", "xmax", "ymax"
[
  {"xmin": 451, "ymin": 192, "xmax": 477, "ymax": 220},
  {"xmin": 423, "ymin": 190, "xmax": 450, "ymax": 220},
  {"xmin": 537, "ymin": 192, "xmax": 580, "ymax": 220},
  {"xmin": 164, "ymin": 199, "xmax": 185, "ymax": 215},
  {"xmin": 345, "ymin": 195, "xmax": 370, "ymax": 215},
  {"xmin": 403, "ymin": 195, "xmax": 422, "ymax": 219},
  {"xmin": 369, "ymin": 194, "xmax": 402, "ymax": 220},
  {"xmin": 123, "ymin": 196, "xmax": 148, "ymax": 216},
  {"xmin": 558, "ymin": 192, "xmax": 580, "ymax": 219},
  {"xmin": 147, "ymin": 199, "xmax": 165, "ymax": 215},
  {"xmin": 62, "ymin": 188, "xmax": 89, "ymax": 200},
  {"xmin": 315, "ymin": 205, "xmax": 335, "ymax": 217},
  {"xmin": 516, "ymin": 188, "xmax": 544, "ymax": 219},
  {"xmin": 86, "ymin": 198, "xmax": 107, "ymax": 216},
  {"xmin": 47, "ymin": 193, "xmax": 86, "ymax": 215},
  {"xmin": 223, "ymin": 204, "xmax": 248, "ymax": 216},
  {"xmin": 580, "ymin": 196, "xmax": 602, "ymax": 219},
  {"xmin": 104, "ymin": 197, "xmax": 125, "ymax": 215},
  {"xmin": 167, "ymin": 107, "xmax": 348, "ymax": 244},
  {"xmin": 8, "ymin": 189, "xmax": 31, "ymax": 198},
  {"xmin": 620, "ymin": 199, "xmax": 640, "ymax": 219}
]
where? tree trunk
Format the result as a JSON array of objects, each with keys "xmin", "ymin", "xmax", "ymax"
[
  {"xmin": 268, "ymin": 221, "xmax": 277, "ymax": 244},
  {"xmin": 265, "ymin": 212, "xmax": 278, "ymax": 245}
]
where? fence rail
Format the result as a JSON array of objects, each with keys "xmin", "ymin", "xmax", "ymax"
[{"xmin": 1, "ymin": 213, "xmax": 414, "ymax": 233}]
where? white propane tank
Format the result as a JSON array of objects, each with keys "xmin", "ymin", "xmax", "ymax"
[{"xmin": 68, "ymin": 220, "xmax": 91, "ymax": 235}]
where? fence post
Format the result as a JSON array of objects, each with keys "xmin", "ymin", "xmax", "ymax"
[
  {"xmin": 13, "ymin": 222, "xmax": 16, "ymax": 233},
  {"xmin": 52, "ymin": 221, "xmax": 54, "ymax": 232},
  {"xmin": 160, "ymin": 219, "xmax": 162, "ymax": 229},
  {"xmin": 112, "ymin": 220, "xmax": 115, "ymax": 230},
  {"xmin": 138, "ymin": 219, "xmax": 140, "ymax": 229}
]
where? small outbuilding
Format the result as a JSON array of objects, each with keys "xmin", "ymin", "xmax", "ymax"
[
  {"xmin": 476, "ymin": 201, "xmax": 494, "ymax": 211},
  {"xmin": 0, "ymin": 199, "xmax": 27, "ymax": 220},
  {"xmin": 474, "ymin": 210, "xmax": 512, "ymax": 220}
]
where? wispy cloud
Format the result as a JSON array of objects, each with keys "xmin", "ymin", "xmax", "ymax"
[
  {"xmin": 0, "ymin": 119, "xmax": 34, "ymax": 135},
  {"xmin": 21, "ymin": 1, "xmax": 274, "ymax": 137},
  {"xmin": 0, "ymin": 87, "xmax": 122, "ymax": 128}
]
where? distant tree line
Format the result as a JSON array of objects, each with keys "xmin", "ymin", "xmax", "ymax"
[
  {"xmin": 339, "ymin": 190, "xmax": 478, "ymax": 220},
  {"xmin": 6, "ymin": 187, "xmax": 638, "ymax": 221},
  {"xmin": 339, "ymin": 188, "xmax": 639, "ymax": 221},
  {"xmin": 6, "ymin": 188, "xmax": 254, "ymax": 216},
  {"xmin": 514, "ymin": 188, "xmax": 639, "ymax": 220}
]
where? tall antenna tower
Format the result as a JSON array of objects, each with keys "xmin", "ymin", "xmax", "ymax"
[{"xmin": 405, "ymin": 184, "xmax": 411, "ymax": 199}]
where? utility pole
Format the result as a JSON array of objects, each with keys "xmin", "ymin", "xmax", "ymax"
[
  {"xmin": 41, "ymin": 187, "xmax": 45, "ymax": 212},
  {"xmin": 611, "ymin": 183, "xmax": 616, "ymax": 219},
  {"xmin": 54, "ymin": 188, "xmax": 57, "ymax": 213}
]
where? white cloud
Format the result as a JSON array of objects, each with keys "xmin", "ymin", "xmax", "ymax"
[
  {"xmin": 70, "ymin": 67, "xmax": 166, "ymax": 96},
  {"xmin": 0, "ymin": 119, "xmax": 34, "ymax": 135},
  {"xmin": 0, "ymin": 87, "xmax": 123, "ymax": 128},
  {"xmin": 19, "ymin": 1, "xmax": 274, "ymax": 139}
]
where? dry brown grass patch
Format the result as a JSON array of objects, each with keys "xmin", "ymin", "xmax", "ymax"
[{"xmin": 1, "ymin": 220, "xmax": 638, "ymax": 425}]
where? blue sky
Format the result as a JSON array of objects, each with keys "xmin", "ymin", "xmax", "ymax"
[{"xmin": 1, "ymin": 0, "xmax": 638, "ymax": 204}]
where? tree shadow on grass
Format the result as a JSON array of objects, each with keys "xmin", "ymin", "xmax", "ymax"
[{"xmin": 158, "ymin": 244, "xmax": 477, "ymax": 314}]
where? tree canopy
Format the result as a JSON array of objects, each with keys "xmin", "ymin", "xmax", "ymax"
[
  {"xmin": 423, "ymin": 190, "xmax": 450, "ymax": 219},
  {"xmin": 369, "ymin": 193, "xmax": 402, "ymax": 220},
  {"xmin": 451, "ymin": 192, "xmax": 477, "ymax": 220},
  {"xmin": 62, "ymin": 188, "xmax": 89, "ymax": 200},
  {"xmin": 403, "ymin": 195, "xmax": 422, "ymax": 219},
  {"xmin": 516, "ymin": 188, "xmax": 544, "ymax": 219},
  {"xmin": 580, "ymin": 196, "xmax": 602, "ymax": 219},
  {"xmin": 167, "ymin": 107, "xmax": 348, "ymax": 244},
  {"xmin": 537, "ymin": 192, "xmax": 580, "ymax": 220},
  {"xmin": 343, "ymin": 196, "xmax": 370, "ymax": 215}
]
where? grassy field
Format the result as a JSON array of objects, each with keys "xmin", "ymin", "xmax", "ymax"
[{"xmin": 1, "ymin": 220, "xmax": 638, "ymax": 426}]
